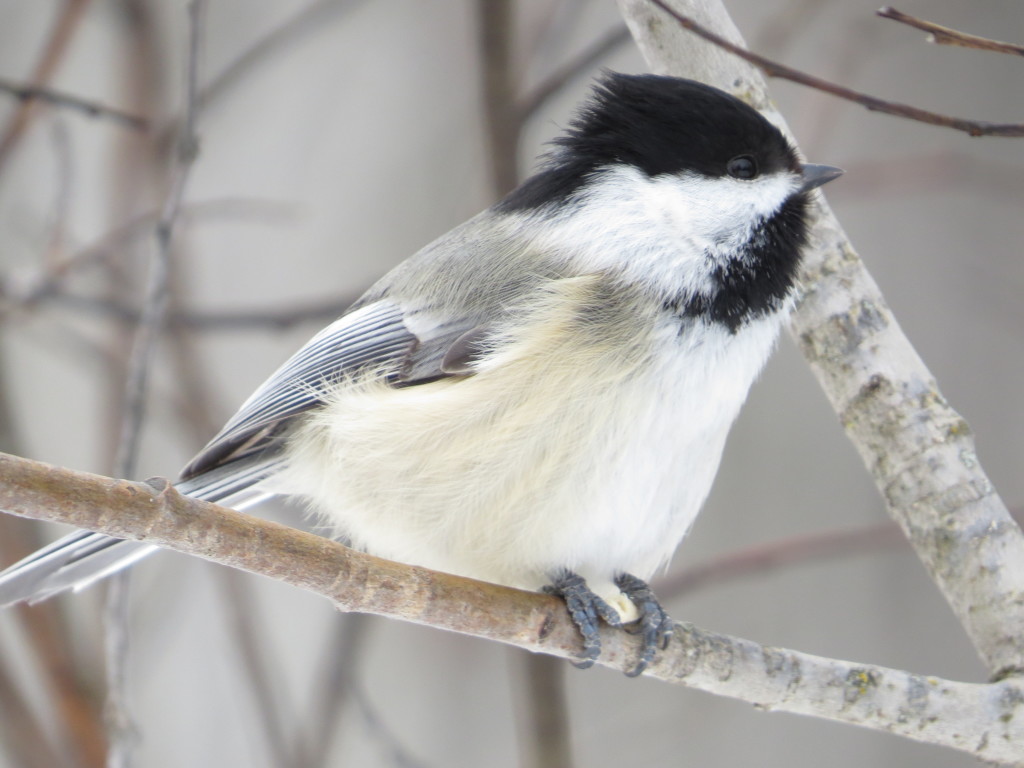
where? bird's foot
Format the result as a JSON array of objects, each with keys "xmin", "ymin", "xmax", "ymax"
[
  {"xmin": 615, "ymin": 572, "xmax": 675, "ymax": 677},
  {"xmin": 543, "ymin": 570, "xmax": 623, "ymax": 669}
]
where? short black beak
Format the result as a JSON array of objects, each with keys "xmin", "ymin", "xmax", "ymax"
[{"xmin": 800, "ymin": 163, "xmax": 844, "ymax": 192}]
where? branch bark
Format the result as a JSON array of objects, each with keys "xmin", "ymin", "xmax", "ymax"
[
  {"xmin": 878, "ymin": 7, "xmax": 1024, "ymax": 57},
  {"xmin": 616, "ymin": 0, "xmax": 1024, "ymax": 680},
  {"xmin": 0, "ymin": 452, "xmax": 1022, "ymax": 764}
]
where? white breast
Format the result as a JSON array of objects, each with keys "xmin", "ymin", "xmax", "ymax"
[
  {"xmin": 276, "ymin": 275, "xmax": 786, "ymax": 605},
  {"xmin": 553, "ymin": 310, "xmax": 785, "ymax": 582}
]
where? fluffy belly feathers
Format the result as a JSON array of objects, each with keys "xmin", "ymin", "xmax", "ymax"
[{"xmin": 279, "ymin": 275, "xmax": 783, "ymax": 595}]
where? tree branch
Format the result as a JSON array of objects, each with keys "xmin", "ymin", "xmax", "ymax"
[
  {"xmin": 656, "ymin": 522, "xmax": 905, "ymax": 599},
  {"xmin": 112, "ymin": 0, "xmax": 203, "ymax": 478},
  {"xmin": 476, "ymin": 0, "xmax": 520, "ymax": 198},
  {"xmin": 103, "ymin": 5, "xmax": 206, "ymax": 765},
  {"xmin": 618, "ymin": 0, "xmax": 1024, "ymax": 680},
  {"xmin": 0, "ymin": 451, "xmax": 1022, "ymax": 764},
  {"xmin": 0, "ymin": 198, "xmax": 297, "ymax": 318},
  {"xmin": 0, "ymin": 77, "xmax": 148, "ymax": 130},
  {"xmin": 38, "ymin": 290, "xmax": 358, "ymax": 333},
  {"xmin": 877, "ymin": 7, "xmax": 1024, "ymax": 57},
  {"xmin": 643, "ymin": 0, "xmax": 1024, "ymax": 137}
]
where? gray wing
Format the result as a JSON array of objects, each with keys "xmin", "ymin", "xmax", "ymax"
[{"xmin": 181, "ymin": 300, "xmax": 475, "ymax": 479}]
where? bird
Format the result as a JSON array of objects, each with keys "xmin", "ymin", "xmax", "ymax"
[{"xmin": 0, "ymin": 72, "xmax": 842, "ymax": 675}]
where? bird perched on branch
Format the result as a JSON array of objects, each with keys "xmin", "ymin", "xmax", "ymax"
[{"xmin": 0, "ymin": 72, "xmax": 841, "ymax": 675}]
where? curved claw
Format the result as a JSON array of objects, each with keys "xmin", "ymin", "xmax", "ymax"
[
  {"xmin": 544, "ymin": 571, "xmax": 621, "ymax": 668},
  {"xmin": 615, "ymin": 572, "xmax": 675, "ymax": 677}
]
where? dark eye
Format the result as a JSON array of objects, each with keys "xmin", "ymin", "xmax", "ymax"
[{"xmin": 727, "ymin": 155, "xmax": 758, "ymax": 180}]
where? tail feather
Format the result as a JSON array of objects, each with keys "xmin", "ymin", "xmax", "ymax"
[{"xmin": 0, "ymin": 454, "xmax": 285, "ymax": 607}]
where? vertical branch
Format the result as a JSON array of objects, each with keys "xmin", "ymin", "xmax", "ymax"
[
  {"xmin": 511, "ymin": 654, "xmax": 573, "ymax": 768},
  {"xmin": 476, "ymin": 0, "xmax": 521, "ymax": 198},
  {"xmin": 111, "ymin": 0, "xmax": 202, "ymax": 477},
  {"xmin": 616, "ymin": 0, "xmax": 1024, "ymax": 677},
  {"xmin": 104, "ymin": 4, "xmax": 206, "ymax": 767},
  {"xmin": 100, "ymin": 0, "xmax": 167, "ymax": 471},
  {"xmin": 102, "ymin": 575, "xmax": 134, "ymax": 768}
]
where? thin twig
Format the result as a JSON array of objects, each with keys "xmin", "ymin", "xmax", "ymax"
[
  {"xmin": 646, "ymin": 0, "xmax": 1024, "ymax": 137},
  {"xmin": 0, "ymin": 77, "xmax": 148, "ymax": 130},
  {"xmin": 41, "ymin": 291, "xmax": 355, "ymax": 333},
  {"xmin": 660, "ymin": 509, "xmax": 1024, "ymax": 599},
  {"xmin": 0, "ymin": 198, "xmax": 297, "ymax": 316},
  {"xmin": 657, "ymin": 522, "xmax": 904, "ymax": 599},
  {"xmin": 878, "ymin": 7, "xmax": 1024, "ymax": 57}
]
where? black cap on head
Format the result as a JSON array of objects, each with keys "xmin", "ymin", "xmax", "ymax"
[{"xmin": 498, "ymin": 72, "xmax": 800, "ymax": 213}]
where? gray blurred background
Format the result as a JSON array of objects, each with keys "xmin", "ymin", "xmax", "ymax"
[{"xmin": 0, "ymin": 1, "xmax": 1022, "ymax": 766}]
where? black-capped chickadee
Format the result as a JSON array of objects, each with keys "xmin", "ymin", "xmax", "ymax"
[{"xmin": 0, "ymin": 72, "xmax": 841, "ymax": 675}]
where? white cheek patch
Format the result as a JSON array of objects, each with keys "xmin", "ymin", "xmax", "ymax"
[
  {"xmin": 646, "ymin": 170, "xmax": 799, "ymax": 249},
  {"xmin": 527, "ymin": 165, "xmax": 800, "ymax": 293}
]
